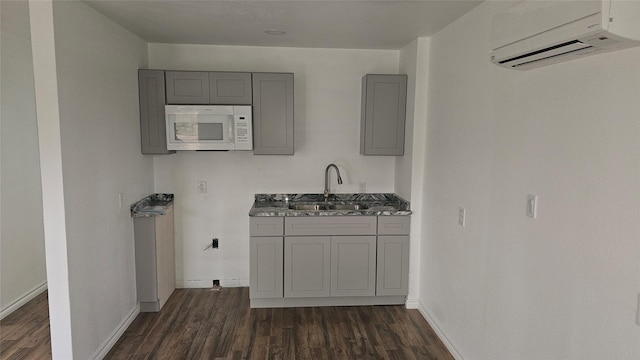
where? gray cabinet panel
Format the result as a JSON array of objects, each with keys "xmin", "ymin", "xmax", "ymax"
[
  {"xmin": 376, "ymin": 236, "xmax": 409, "ymax": 296},
  {"xmin": 284, "ymin": 236, "xmax": 330, "ymax": 297},
  {"xmin": 250, "ymin": 237, "xmax": 283, "ymax": 299},
  {"xmin": 138, "ymin": 70, "xmax": 174, "ymax": 154},
  {"xmin": 134, "ymin": 207, "xmax": 175, "ymax": 312},
  {"xmin": 284, "ymin": 216, "xmax": 377, "ymax": 236},
  {"xmin": 252, "ymin": 73, "xmax": 294, "ymax": 155},
  {"xmin": 377, "ymin": 216, "xmax": 411, "ymax": 235},
  {"xmin": 166, "ymin": 71, "xmax": 210, "ymax": 104},
  {"xmin": 331, "ymin": 236, "xmax": 376, "ymax": 297},
  {"xmin": 250, "ymin": 217, "xmax": 284, "ymax": 236},
  {"xmin": 360, "ymin": 74, "xmax": 407, "ymax": 156},
  {"xmin": 209, "ymin": 72, "xmax": 252, "ymax": 104}
]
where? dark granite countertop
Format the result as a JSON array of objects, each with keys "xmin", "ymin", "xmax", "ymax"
[
  {"xmin": 130, "ymin": 193, "xmax": 174, "ymax": 218},
  {"xmin": 249, "ymin": 193, "xmax": 411, "ymax": 217}
]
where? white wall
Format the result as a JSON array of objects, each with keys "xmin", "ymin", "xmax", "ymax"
[
  {"xmin": 397, "ymin": 38, "xmax": 430, "ymax": 305},
  {"xmin": 150, "ymin": 44, "xmax": 399, "ymax": 287},
  {"xmin": 420, "ymin": 2, "xmax": 640, "ymax": 359},
  {"xmin": 30, "ymin": 1, "xmax": 153, "ymax": 358},
  {"xmin": 0, "ymin": 0, "xmax": 47, "ymax": 316}
]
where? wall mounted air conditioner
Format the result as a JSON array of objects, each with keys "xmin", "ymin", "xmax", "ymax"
[{"xmin": 490, "ymin": 0, "xmax": 640, "ymax": 70}]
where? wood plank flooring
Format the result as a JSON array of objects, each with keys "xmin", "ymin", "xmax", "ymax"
[
  {"xmin": 0, "ymin": 288, "xmax": 454, "ymax": 360},
  {"xmin": 106, "ymin": 287, "xmax": 453, "ymax": 360},
  {"xmin": 0, "ymin": 291, "xmax": 52, "ymax": 360}
]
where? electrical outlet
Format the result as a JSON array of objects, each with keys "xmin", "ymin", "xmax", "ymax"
[
  {"xmin": 197, "ymin": 180, "xmax": 207, "ymax": 194},
  {"xmin": 118, "ymin": 193, "xmax": 124, "ymax": 209},
  {"xmin": 358, "ymin": 182, "xmax": 367, "ymax": 193},
  {"xmin": 213, "ymin": 279, "xmax": 220, "ymax": 286},
  {"xmin": 458, "ymin": 207, "xmax": 466, "ymax": 227}
]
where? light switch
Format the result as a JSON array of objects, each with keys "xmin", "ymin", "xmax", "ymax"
[{"xmin": 527, "ymin": 194, "xmax": 538, "ymax": 219}]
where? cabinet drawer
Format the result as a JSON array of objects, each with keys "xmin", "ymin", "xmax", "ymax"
[
  {"xmin": 250, "ymin": 217, "xmax": 284, "ymax": 236},
  {"xmin": 285, "ymin": 216, "xmax": 376, "ymax": 236},
  {"xmin": 377, "ymin": 216, "xmax": 410, "ymax": 235}
]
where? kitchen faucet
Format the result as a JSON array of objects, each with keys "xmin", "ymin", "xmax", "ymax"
[{"xmin": 324, "ymin": 164, "xmax": 343, "ymax": 201}]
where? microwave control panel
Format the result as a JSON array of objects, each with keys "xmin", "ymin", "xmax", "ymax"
[{"xmin": 233, "ymin": 106, "xmax": 253, "ymax": 150}]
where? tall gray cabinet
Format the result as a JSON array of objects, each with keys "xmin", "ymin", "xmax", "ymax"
[
  {"xmin": 138, "ymin": 70, "xmax": 174, "ymax": 155},
  {"xmin": 360, "ymin": 74, "xmax": 407, "ymax": 156},
  {"xmin": 252, "ymin": 73, "xmax": 294, "ymax": 155}
]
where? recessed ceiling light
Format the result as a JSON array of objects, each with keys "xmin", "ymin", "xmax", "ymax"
[{"xmin": 265, "ymin": 29, "xmax": 286, "ymax": 36}]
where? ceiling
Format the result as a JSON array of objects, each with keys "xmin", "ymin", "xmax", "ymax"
[{"xmin": 82, "ymin": 0, "xmax": 484, "ymax": 50}]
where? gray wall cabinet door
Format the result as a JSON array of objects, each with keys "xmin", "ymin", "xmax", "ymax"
[
  {"xmin": 250, "ymin": 236, "xmax": 284, "ymax": 299},
  {"xmin": 138, "ymin": 70, "xmax": 174, "ymax": 154},
  {"xmin": 330, "ymin": 236, "xmax": 377, "ymax": 297},
  {"xmin": 166, "ymin": 71, "xmax": 210, "ymax": 104},
  {"xmin": 209, "ymin": 72, "xmax": 252, "ymax": 104},
  {"xmin": 284, "ymin": 236, "xmax": 330, "ymax": 297},
  {"xmin": 252, "ymin": 73, "xmax": 294, "ymax": 155},
  {"xmin": 376, "ymin": 235, "xmax": 409, "ymax": 296},
  {"xmin": 360, "ymin": 74, "xmax": 407, "ymax": 156}
]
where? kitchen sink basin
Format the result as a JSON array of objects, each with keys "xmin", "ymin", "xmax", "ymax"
[
  {"xmin": 288, "ymin": 203, "xmax": 369, "ymax": 211},
  {"xmin": 289, "ymin": 204, "xmax": 331, "ymax": 211},
  {"xmin": 329, "ymin": 204, "xmax": 369, "ymax": 210}
]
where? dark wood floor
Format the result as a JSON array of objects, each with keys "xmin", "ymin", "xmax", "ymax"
[
  {"xmin": 1, "ymin": 288, "xmax": 453, "ymax": 360},
  {"xmin": 0, "ymin": 291, "xmax": 52, "ymax": 360},
  {"xmin": 107, "ymin": 287, "xmax": 453, "ymax": 360}
]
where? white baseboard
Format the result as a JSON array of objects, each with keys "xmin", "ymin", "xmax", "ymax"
[
  {"xmin": 417, "ymin": 302, "xmax": 465, "ymax": 360},
  {"xmin": 177, "ymin": 278, "xmax": 249, "ymax": 288},
  {"xmin": 405, "ymin": 297, "xmax": 420, "ymax": 309},
  {"xmin": 90, "ymin": 303, "xmax": 139, "ymax": 360},
  {"xmin": 0, "ymin": 282, "xmax": 48, "ymax": 320}
]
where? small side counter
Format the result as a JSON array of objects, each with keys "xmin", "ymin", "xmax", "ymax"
[{"xmin": 131, "ymin": 193, "xmax": 175, "ymax": 312}]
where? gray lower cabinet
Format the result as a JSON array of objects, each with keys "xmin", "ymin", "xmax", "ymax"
[
  {"xmin": 252, "ymin": 73, "xmax": 294, "ymax": 155},
  {"xmin": 133, "ymin": 207, "xmax": 175, "ymax": 312},
  {"xmin": 284, "ymin": 236, "xmax": 331, "ymax": 298},
  {"xmin": 249, "ymin": 236, "xmax": 283, "ymax": 299},
  {"xmin": 250, "ymin": 215, "xmax": 410, "ymax": 307},
  {"xmin": 376, "ymin": 236, "xmax": 410, "ymax": 296},
  {"xmin": 250, "ymin": 217, "xmax": 284, "ymax": 299},
  {"xmin": 331, "ymin": 236, "xmax": 377, "ymax": 297},
  {"xmin": 138, "ymin": 70, "xmax": 174, "ymax": 155},
  {"xmin": 360, "ymin": 74, "xmax": 407, "ymax": 156}
]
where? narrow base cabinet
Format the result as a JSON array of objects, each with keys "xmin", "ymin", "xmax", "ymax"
[
  {"xmin": 249, "ymin": 215, "xmax": 410, "ymax": 308},
  {"xmin": 133, "ymin": 207, "xmax": 176, "ymax": 312}
]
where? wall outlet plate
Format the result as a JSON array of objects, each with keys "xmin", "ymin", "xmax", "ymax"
[
  {"xmin": 458, "ymin": 207, "xmax": 466, "ymax": 227},
  {"xmin": 527, "ymin": 194, "xmax": 538, "ymax": 219}
]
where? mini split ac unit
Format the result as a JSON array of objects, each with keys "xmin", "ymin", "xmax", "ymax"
[{"xmin": 490, "ymin": 0, "xmax": 640, "ymax": 70}]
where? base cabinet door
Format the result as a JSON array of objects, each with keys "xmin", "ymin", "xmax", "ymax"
[
  {"xmin": 250, "ymin": 237, "xmax": 283, "ymax": 299},
  {"xmin": 331, "ymin": 236, "xmax": 376, "ymax": 297},
  {"xmin": 284, "ymin": 237, "xmax": 330, "ymax": 297},
  {"xmin": 376, "ymin": 236, "xmax": 409, "ymax": 296}
]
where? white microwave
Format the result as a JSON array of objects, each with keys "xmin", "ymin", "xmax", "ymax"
[{"xmin": 165, "ymin": 105, "xmax": 253, "ymax": 151}]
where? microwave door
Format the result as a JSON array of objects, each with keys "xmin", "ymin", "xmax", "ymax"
[{"xmin": 168, "ymin": 113, "xmax": 233, "ymax": 150}]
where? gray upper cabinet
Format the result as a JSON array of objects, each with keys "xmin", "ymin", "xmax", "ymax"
[
  {"xmin": 166, "ymin": 71, "xmax": 252, "ymax": 105},
  {"xmin": 165, "ymin": 71, "xmax": 210, "ymax": 104},
  {"xmin": 252, "ymin": 73, "xmax": 294, "ymax": 155},
  {"xmin": 138, "ymin": 70, "xmax": 174, "ymax": 155},
  {"xmin": 360, "ymin": 74, "xmax": 407, "ymax": 156},
  {"xmin": 209, "ymin": 72, "xmax": 252, "ymax": 104}
]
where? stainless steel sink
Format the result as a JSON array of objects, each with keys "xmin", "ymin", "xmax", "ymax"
[
  {"xmin": 329, "ymin": 204, "xmax": 369, "ymax": 210},
  {"xmin": 288, "ymin": 203, "xmax": 368, "ymax": 211},
  {"xmin": 289, "ymin": 204, "xmax": 330, "ymax": 211}
]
